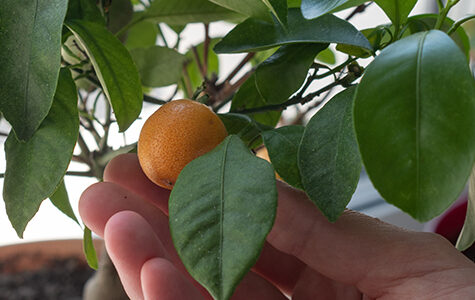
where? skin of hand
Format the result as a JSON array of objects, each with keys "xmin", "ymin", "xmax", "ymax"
[{"xmin": 79, "ymin": 154, "xmax": 475, "ymax": 300}]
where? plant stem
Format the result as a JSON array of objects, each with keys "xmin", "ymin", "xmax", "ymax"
[
  {"xmin": 435, "ymin": 0, "xmax": 461, "ymax": 30},
  {"xmin": 203, "ymin": 24, "xmax": 210, "ymax": 75},
  {"xmin": 66, "ymin": 171, "xmax": 94, "ymax": 177},
  {"xmin": 223, "ymin": 52, "xmax": 256, "ymax": 84},
  {"xmin": 157, "ymin": 24, "xmax": 169, "ymax": 48},
  {"xmin": 143, "ymin": 94, "xmax": 168, "ymax": 105},
  {"xmin": 447, "ymin": 14, "xmax": 475, "ymax": 35},
  {"xmin": 182, "ymin": 64, "xmax": 194, "ymax": 98},
  {"xmin": 192, "ymin": 46, "xmax": 207, "ymax": 79},
  {"xmin": 345, "ymin": 3, "xmax": 371, "ymax": 21}
]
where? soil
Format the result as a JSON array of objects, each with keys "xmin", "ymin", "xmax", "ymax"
[{"xmin": 0, "ymin": 253, "xmax": 94, "ymax": 300}]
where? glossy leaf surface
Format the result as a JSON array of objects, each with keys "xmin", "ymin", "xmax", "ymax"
[
  {"xmin": 170, "ymin": 135, "xmax": 277, "ymax": 300},
  {"xmin": 0, "ymin": 0, "xmax": 68, "ymax": 140},
  {"xmin": 299, "ymin": 87, "xmax": 361, "ymax": 221},
  {"xmin": 262, "ymin": 0, "xmax": 288, "ymax": 25},
  {"xmin": 354, "ymin": 30, "xmax": 475, "ymax": 221},
  {"xmin": 214, "ymin": 8, "xmax": 371, "ymax": 53},
  {"xmin": 4, "ymin": 69, "xmax": 79, "ymax": 237},
  {"xmin": 255, "ymin": 43, "xmax": 327, "ymax": 105},
  {"xmin": 262, "ymin": 125, "xmax": 305, "ymax": 189},
  {"xmin": 66, "ymin": 20, "xmax": 143, "ymax": 132},
  {"xmin": 301, "ymin": 0, "xmax": 348, "ymax": 20},
  {"xmin": 131, "ymin": 46, "xmax": 186, "ymax": 87}
]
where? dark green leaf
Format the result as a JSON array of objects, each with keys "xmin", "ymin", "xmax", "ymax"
[
  {"xmin": 208, "ymin": 0, "xmax": 272, "ymax": 22},
  {"xmin": 407, "ymin": 14, "xmax": 471, "ymax": 59},
  {"xmin": 288, "ymin": 0, "xmax": 301, "ymax": 8},
  {"xmin": 0, "ymin": 0, "xmax": 68, "ymax": 140},
  {"xmin": 299, "ymin": 87, "xmax": 361, "ymax": 222},
  {"xmin": 255, "ymin": 43, "xmax": 327, "ymax": 105},
  {"xmin": 66, "ymin": 0, "xmax": 105, "ymax": 25},
  {"xmin": 170, "ymin": 135, "xmax": 277, "ymax": 300},
  {"xmin": 107, "ymin": 0, "xmax": 134, "ymax": 35},
  {"xmin": 131, "ymin": 46, "xmax": 187, "ymax": 87},
  {"xmin": 218, "ymin": 113, "xmax": 271, "ymax": 148},
  {"xmin": 316, "ymin": 47, "xmax": 336, "ymax": 64},
  {"xmin": 374, "ymin": 0, "xmax": 417, "ymax": 26},
  {"xmin": 125, "ymin": 19, "xmax": 159, "ymax": 50},
  {"xmin": 185, "ymin": 39, "xmax": 220, "ymax": 91},
  {"xmin": 336, "ymin": 26, "xmax": 388, "ymax": 58},
  {"xmin": 262, "ymin": 125, "xmax": 305, "ymax": 189},
  {"xmin": 50, "ymin": 179, "xmax": 80, "ymax": 226},
  {"xmin": 456, "ymin": 166, "xmax": 475, "ymax": 251},
  {"xmin": 301, "ymin": 0, "xmax": 348, "ymax": 20},
  {"xmin": 231, "ymin": 74, "xmax": 281, "ymax": 127},
  {"xmin": 4, "ymin": 69, "xmax": 79, "ymax": 237},
  {"xmin": 354, "ymin": 30, "xmax": 475, "ymax": 221},
  {"xmin": 262, "ymin": 0, "xmax": 288, "ymax": 25},
  {"xmin": 142, "ymin": 0, "xmax": 242, "ymax": 25},
  {"xmin": 84, "ymin": 227, "xmax": 98, "ymax": 269},
  {"xmin": 66, "ymin": 20, "xmax": 143, "ymax": 132},
  {"xmin": 214, "ymin": 9, "xmax": 371, "ymax": 53}
]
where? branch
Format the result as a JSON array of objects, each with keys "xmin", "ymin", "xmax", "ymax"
[
  {"xmin": 345, "ymin": 3, "xmax": 371, "ymax": 21},
  {"xmin": 203, "ymin": 24, "xmax": 210, "ymax": 75},
  {"xmin": 65, "ymin": 171, "xmax": 94, "ymax": 177},
  {"xmin": 223, "ymin": 52, "xmax": 255, "ymax": 84},
  {"xmin": 192, "ymin": 46, "xmax": 207, "ymax": 79},
  {"xmin": 143, "ymin": 94, "xmax": 168, "ymax": 105}
]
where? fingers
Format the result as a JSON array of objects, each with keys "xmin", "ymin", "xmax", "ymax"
[{"xmin": 268, "ymin": 181, "xmax": 475, "ymax": 297}]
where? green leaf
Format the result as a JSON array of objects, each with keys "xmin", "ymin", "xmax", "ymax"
[
  {"xmin": 262, "ymin": 125, "xmax": 305, "ymax": 189},
  {"xmin": 131, "ymin": 46, "xmax": 187, "ymax": 87},
  {"xmin": 169, "ymin": 135, "xmax": 277, "ymax": 300},
  {"xmin": 84, "ymin": 227, "xmax": 99, "ymax": 270},
  {"xmin": 66, "ymin": 0, "xmax": 105, "ymax": 25},
  {"xmin": 125, "ymin": 19, "xmax": 159, "ymax": 50},
  {"xmin": 316, "ymin": 47, "xmax": 336, "ymax": 64},
  {"xmin": 336, "ymin": 26, "xmax": 388, "ymax": 58},
  {"xmin": 107, "ymin": 0, "xmax": 134, "ymax": 35},
  {"xmin": 288, "ymin": 0, "xmax": 301, "ymax": 8},
  {"xmin": 185, "ymin": 39, "xmax": 220, "ymax": 91},
  {"xmin": 142, "ymin": 0, "xmax": 242, "ymax": 25},
  {"xmin": 456, "ymin": 166, "xmax": 475, "ymax": 251},
  {"xmin": 231, "ymin": 74, "xmax": 281, "ymax": 127},
  {"xmin": 374, "ymin": 0, "xmax": 417, "ymax": 26},
  {"xmin": 255, "ymin": 43, "xmax": 327, "ymax": 105},
  {"xmin": 4, "ymin": 69, "xmax": 79, "ymax": 237},
  {"xmin": 299, "ymin": 87, "xmax": 361, "ymax": 222},
  {"xmin": 66, "ymin": 20, "xmax": 143, "ymax": 132},
  {"xmin": 214, "ymin": 8, "xmax": 371, "ymax": 53},
  {"xmin": 0, "ymin": 0, "xmax": 68, "ymax": 141},
  {"xmin": 407, "ymin": 14, "xmax": 471, "ymax": 60},
  {"xmin": 301, "ymin": 0, "xmax": 348, "ymax": 20},
  {"xmin": 50, "ymin": 179, "xmax": 80, "ymax": 226},
  {"xmin": 218, "ymin": 113, "xmax": 271, "ymax": 148},
  {"xmin": 208, "ymin": 0, "xmax": 272, "ymax": 22},
  {"xmin": 262, "ymin": 0, "xmax": 288, "ymax": 25},
  {"xmin": 354, "ymin": 30, "xmax": 475, "ymax": 222}
]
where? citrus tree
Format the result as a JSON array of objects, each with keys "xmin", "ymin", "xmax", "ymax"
[{"xmin": 1, "ymin": 0, "xmax": 475, "ymax": 299}]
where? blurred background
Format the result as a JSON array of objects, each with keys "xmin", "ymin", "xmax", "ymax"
[{"xmin": 0, "ymin": 0, "xmax": 474, "ymax": 246}]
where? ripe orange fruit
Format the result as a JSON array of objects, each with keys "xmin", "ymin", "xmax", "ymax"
[{"xmin": 138, "ymin": 99, "xmax": 227, "ymax": 190}]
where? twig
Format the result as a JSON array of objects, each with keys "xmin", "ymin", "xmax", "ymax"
[
  {"xmin": 203, "ymin": 24, "xmax": 210, "ymax": 75},
  {"xmin": 192, "ymin": 46, "xmax": 207, "ymax": 79},
  {"xmin": 182, "ymin": 64, "xmax": 194, "ymax": 97},
  {"xmin": 157, "ymin": 24, "xmax": 169, "ymax": 48},
  {"xmin": 66, "ymin": 171, "xmax": 94, "ymax": 177},
  {"xmin": 223, "ymin": 52, "xmax": 256, "ymax": 85},
  {"xmin": 143, "ymin": 94, "xmax": 168, "ymax": 105},
  {"xmin": 345, "ymin": 3, "xmax": 371, "ymax": 21}
]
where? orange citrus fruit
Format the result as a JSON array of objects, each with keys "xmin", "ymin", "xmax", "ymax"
[{"xmin": 138, "ymin": 99, "xmax": 227, "ymax": 190}]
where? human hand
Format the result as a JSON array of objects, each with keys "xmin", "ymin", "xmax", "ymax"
[{"xmin": 79, "ymin": 153, "xmax": 475, "ymax": 299}]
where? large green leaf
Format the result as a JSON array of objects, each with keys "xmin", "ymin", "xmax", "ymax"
[
  {"xmin": 255, "ymin": 43, "xmax": 327, "ymax": 105},
  {"xmin": 354, "ymin": 30, "xmax": 475, "ymax": 221},
  {"xmin": 301, "ymin": 0, "xmax": 348, "ymax": 20},
  {"xmin": 169, "ymin": 135, "xmax": 277, "ymax": 300},
  {"xmin": 218, "ymin": 113, "xmax": 270, "ymax": 148},
  {"xmin": 66, "ymin": 20, "xmax": 143, "ymax": 132},
  {"xmin": 4, "ymin": 69, "xmax": 79, "ymax": 237},
  {"xmin": 407, "ymin": 14, "xmax": 471, "ymax": 59},
  {"xmin": 231, "ymin": 74, "xmax": 281, "ymax": 127},
  {"xmin": 214, "ymin": 8, "xmax": 371, "ymax": 53},
  {"xmin": 130, "ymin": 46, "xmax": 187, "ymax": 87},
  {"xmin": 142, "ymin": 0, "xmax": 242, "ymax": 25},
  {"xmin": 125, "ymin": 19, "xmax": 158, "ymax": 50},
  {"xmin": 262, "ymin": 125, "xmax": 305, "ymax": 189},
  {"xmin": 50, "ymin": 179, "xmax": 80, "ymax": 226},
  {"xmin": 299, "ymin": 87, "xmax": 361, "ymax": 222},
  {"xmin": 208, "ymin": 0, "xmax": 272, "ymax": 22},
  {"xmin": 262, "ymin": 0, "xmax": 288, "ymax": 25},
  {"xmin": 374, "ymin": 0, "xmax": 417, "ymax": 26},
  {"xmin": 0, "ymin": 0, "xmax": 68, "ymax": 141},
  {"xmin": 456, "ymin": 166, "xmax": 475, "ymax": 251}
]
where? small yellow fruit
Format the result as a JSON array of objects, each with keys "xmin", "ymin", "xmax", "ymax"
[{"xmin": 138, "ymin": 99, "xmax": 227, "ymax": 190}]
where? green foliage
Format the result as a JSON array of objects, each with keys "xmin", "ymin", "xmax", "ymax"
[
  {"xmin": 4, "ymin": 69, "xmax": 79, "ymax": 237},
  {"xmin": 301, "ymin": 0, "xmax": 349, "ymax": 20},
  {"xmin": 299, "ymin": 87, "xmax": 361, "ymax": 222},
  {"xmin": 131, "ymin": 46, "xmax": 187, "ymax": 87},
  {"xmin": 169, "ymin": 135, "xmax": 277, "ymax": 300},
  {"xmin": 374, "ymin": 0, "xmax": 417, "ymax": 26},
  {"xmin": 354, "ymin": 30, "xmax": 475, "ymax": 221},
  {"xmin": 255, "ymin": 43, "xmax": 328, "ymax": 104},
  {"xmin": 84, "ymin": 227, "xmax": 98, "ymax": 270},
  {"xmin": 262, "ymin": 0, "xmax": 288, "ymax": 26},
  {"xmin": 0, "ymin": 0, "xmax": 68, "ymax": 141},
  {"xmin": 208, "ymin": 0, "xmax": 273, "ymax": 22},
  {"xmin": 218, "ymin": 113, "xmax": 270, "ymax": 148},
  {"xmin": 124, "ymin": 18, "xmax": 158, "ymax": 49},
  {"xmin": 214, "ymin": 8, "xmax": 372, "ymax": 53},
  {"xmin": 262, "ymin": 125, "xmax": 305, "ymax": 189},
  {"xmin": 457, "ymin": 167, "xmax": 475, "ymax": 250},
  {"xmin": 66, "ymin": 19, "xmax": 143, "ymax": 132},
  {"xmin": 49, "ymin": 180, "xmax": 80, "ymax": 226}
]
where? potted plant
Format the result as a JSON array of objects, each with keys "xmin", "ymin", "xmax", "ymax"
[{"xmin": 1, "ymin": 0, "xmax": 475, "ymax": 299}]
